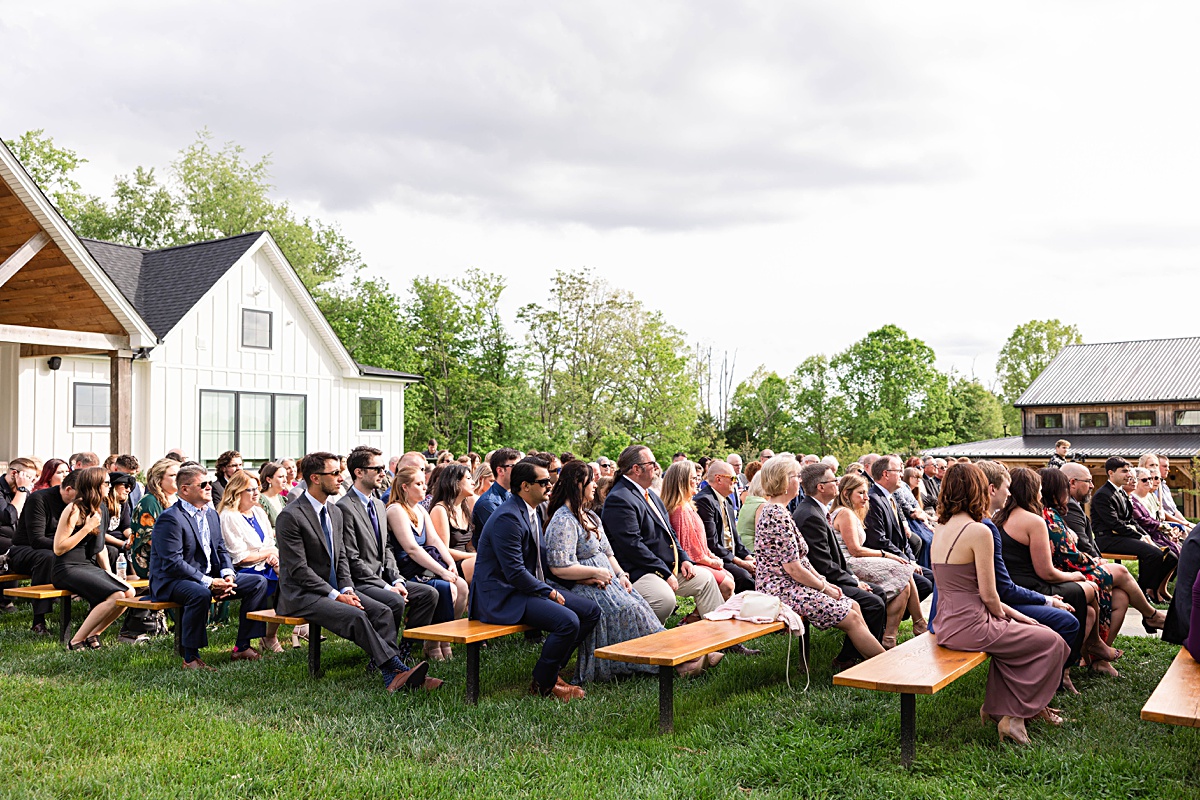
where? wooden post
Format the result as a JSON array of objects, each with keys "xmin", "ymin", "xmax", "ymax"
[{"xmin": 109, "ymin": 350, "xmax": 133, "ymax": 455}]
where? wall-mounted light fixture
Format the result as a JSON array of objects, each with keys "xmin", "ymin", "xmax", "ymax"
[{"xmin": 48, "ymin": 356, "xmax": 62, "ymax": 371}]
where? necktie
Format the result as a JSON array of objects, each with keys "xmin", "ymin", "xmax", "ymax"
[
  {"xmin": 643, "ymin": 489, "xmax": 667, "ymax": 527},
  {"xmin": 720, "ymin": 501, "xmax": 734, "ymax": 550},
  {"xmin": 320, "ymin": 506, "xmax": 338, "ymax": 590},
  {"xmin": 366, "ymin": 499, "xmax": 382, "ymax": 553},
  {"xmin": 531, "ymin": 510, "xmax": 545, "ymax": 581},
  {"xmin": 889, "ymin": 496, "xmax": 902, "ymax": 526}
]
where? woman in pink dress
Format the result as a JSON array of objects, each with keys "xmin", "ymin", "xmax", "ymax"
[
  {"xmin": 931, "ymin": 463, "xmax": 1070, "ymax": 745},
  {"xmin": 661, "ymin": 461, "xmax": 735, "ymax": 601}
]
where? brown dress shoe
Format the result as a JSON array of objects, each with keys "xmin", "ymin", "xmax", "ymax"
[
  {"xmin": 386, "ymin": 661, "xmax": 430, "ymax": 693},
  {"xmin": 529, "ymin": 680, "xmax": 575, "ymax": 703},
  {"xmin": 421, "ymin": 677, "xmax": 444, "ymax": 691},
  {"xmin": 231, "ymin": 646, "xmax": 261, "ymax": 662},
  {"xmin": 182, "ymin": 658, "xmax": 217, "ymax": 671},
  {"xmin": 555, "ymin": 676, "xmax": 586, "ymax": 699},
  {"xmin": 725, "ymin": 643, "xmax": 762, "ymax": 656}
]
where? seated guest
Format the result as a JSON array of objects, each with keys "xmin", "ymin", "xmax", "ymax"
[
  {"xmin": 865, "ymin": 455, "xmax": 933, "ymax": 600},
  {"xmin": 695, "ymin": 460, "xmax": 755, "ymax": 593},
  {"xmin": 829, "ymin": 473, "xmax": 925, "ymax": 649},
  {"xmin": 427, "ymin": 463, "xmax": 478, "ymax": 583},
  {"xmin": 792, "ymin": 463, "xmax": 886, "ymax": 668},
  {"xmin": 661, "ymin": 461, "xmax": 735, "ymax": 601},
  {"xmin": 1059, "ymin": 463, "xmax": 1102, "ymax": 559},
  {"xmin": 755, "ymin": 456, "xmax": 884, "ymax": 665},
  {"xmin": 898, "ymin": 467, "xmax": 935, "ymax": 570},
  {"xmin": 210, "ymin": 450, "xmax": 243, "ymax": 507},
  {"xmin": 931, "ymin": 463, "xmax": 1070, "ymax": 744},
  {"xmin": 32, "ymin": 458, "xmax": 69, "ymax": 492},
  {"xmin": 52, "ymin": 467, "xmax": 134, "ymax": 649},
  {"xmin": 1165, "ymin": 524, "xmax": 1200, "ymax": 646},
  {"xmin": 257, "ymin": 462, "xmax": 288, "ymax": 528},
  {"xmin": 0, "ymin": 458, "xmax": 38, "ymax": 556},
  {"xmin": 10, "ymin": 470, "xmax": 78, "ymax": 634},
  {"xmin": 275, "ymin": 452, "xmax": 433, "ymax": 691},
  {"xmin": 1153, "ymin": 455, "xmax": 1191, "ymax": 529},
  {"xmin": 472, "ymin": 462, "xmax": 494, "ymax": 497},
  {"xmin": 472, "ymin": 448, "xmax": 520, "ymax": 546},
  {"xmin": 102, "ymin": 472, "xmax": 135, "ymax": 571},
  {"xmin": 1187, "ymin": 569, "xmax": 1200, "ymax": 663},
  {"xmin": 1090, "ymin": 457, "xmax": 1178, "ymax": 606},
  {"xmin": 473, "ymin": 458, "xmax": 601, "ymax": 699},
  {"xmin": 929, "ymin": 461, "xmax": 1081, "ymax": 693},
  {"xmin": 217, "ymin": 470, "xmax": 286, "ymax": 653},
  {"xmin": 130, "ymin": 458, "xmax": 179, "ymax": 580},
  {"xmin": 736, "ymin": 468, "xmax": 765, "ymax": 551},
  {"xmin": 1129, "ymin": 468, "xmax": 1182, "ymax": 595},
  {"xmin": 337, "ymin": 447, "xmax": 438, "ymax": 662},
  {"xmin": 601, "ymin": 445, "xmax": 723, "ymax": 625},
  {"xmin": 149, "ymin": 464, "xmax": 271, "ymax": 669}
]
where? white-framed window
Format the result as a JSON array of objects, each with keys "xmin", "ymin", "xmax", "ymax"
[
  {"xmin": 1175, "ymin": 410, "xmax": 1200, "ymax": 426},
  {"xmin": 241, "ymin": 308, "xmax": 273, "ymax": 350},
  {"xmin": 359, "ymin": 397, "xmax": 383, "ymax": 431},
  {"xmin": 199, "ymin": 389, "xmax": 305, "ymax": 466},
  {"xmin": 73, "ymin": 382, "xmax": 110, "ymax": 428}
]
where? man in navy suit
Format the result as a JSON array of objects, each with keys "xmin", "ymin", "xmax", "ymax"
[
  {"xmin": 864, "ymin": 455, "xmax": 933, "ymax": 601},
  {"xmin": 473, "ymin": 458, "xmax": 599, "ymax": 702},
  {"xmin": 149, "ymin": 464, "xmax": 270, "ymax": 670}
]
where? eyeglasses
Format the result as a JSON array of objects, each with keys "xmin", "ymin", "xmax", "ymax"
[
  {"xmin": 1070, "ymin": 478, "xmax": 1094, "ymax": 485},
  {"xmin": 242, "ymin": 486, "xmax": 260, "ymax": 494},
  {"xmin": 311, "ymin": 471, "xmax": 341, "ymax": 477},
  {"xmin": 362, "ymin": 465, "xmax": 387, "ymax": 472},
  {"xmin": 634, "ymin": 461, "xmax": 657, "ymax": 470},
  {"xmin": 496, "ymin": 463, "xmax": 516, "ymax": 472},
  {"xmin": 532, "ymin": 478, "xmax": 553, "ymax": 487},
  {"xmin": 817, "ymin": 479, "xmax": 838, "ymax": 486},
  {"xmin": 1139, "ymin": 478, "xmax": 1152, "ymax": 484},
  {"xmin": 190, "ymin": 480, "xmax": 212, "ymax": 489}
]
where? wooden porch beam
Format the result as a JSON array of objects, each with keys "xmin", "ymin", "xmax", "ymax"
[
  {"xmin": 0, "ymin": 230, "xmax": 51, "ymax": 289},
  {"xmin": 109, "ymin": 350, "xmax": 133, "ymax": 455},
  {"xmin": 0, "ymin": 322, "xmax": 128, "ymax": 351}
]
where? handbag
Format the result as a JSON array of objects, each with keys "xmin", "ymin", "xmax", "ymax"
[{"xmin": 738, "ymin": 591, "xmax": 782, "ymax": 621}]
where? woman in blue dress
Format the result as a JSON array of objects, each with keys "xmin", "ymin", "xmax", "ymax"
[{"xmin": 544, "ymin": 461, "xmax": 706, "ymax": 682}]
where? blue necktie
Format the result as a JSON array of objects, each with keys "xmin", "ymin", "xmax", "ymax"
[
  {"xmin": 366, "ymin": 499, "xmax": 382, "ymax": 553},
  {"xmin": 320, "ymin": 506, "xmax": 338, "ymax": 590}
]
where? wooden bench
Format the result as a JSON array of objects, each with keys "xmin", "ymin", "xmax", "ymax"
[
  {"xmin": 0, "ymin": 573, "xmax": 31, "ymax": 584},
  {"xmin": 247, "ymin": 610, "xmax": 322, "ymax": 678},
  {"xmin": 404, "ymin": 619, "xmax": 533, "ymax": 704},
  {"xmin": 596, "ymin": 619, "xmax": 793, "ymax": 732},
  {"xmin": 5, "ymin": 579, "xmax": 149, "ymax": 644},
  {"xmin": 1101, "ymin": 553, "xmax": 1129, "ymax": 563},
  {"xmin": 115, "ymin": 596, "xmax": 185, "ymax": 654},
  {"xmin": 833, "ymin": 633, "xmax": 987, "ymax": 766},
  {"xmin": 1141, "ymin": 647, "xmax": 1200, "ymax": 728}
]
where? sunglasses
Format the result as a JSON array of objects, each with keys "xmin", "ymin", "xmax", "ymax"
[
  {"xmin": 532, "ymin": 478, "xmax": 553, "ymax": 487},
  {"xmin": 190, "ymin": 480, "xmax": 212, "ymax": 489}
]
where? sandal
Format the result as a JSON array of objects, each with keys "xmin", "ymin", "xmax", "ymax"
[
  {"xmin": 911, "ymin": 619, "xmax": 928, "ymax": 637},
  {"xmin": 882, "ymin": 635, "xmax": 898, "ymax": 650},
  {"xmin": 1032, "ymin": 707, "xmax": 1065, "ymax": 726},
  {"xmin": 67, "ymin": 639, "xmax": 89, "ymax": 651},
  {"xmin": 85, "ymin": 635, "xmax": 102, "ymax": 650}
]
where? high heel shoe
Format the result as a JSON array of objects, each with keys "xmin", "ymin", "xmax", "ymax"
[
  {"xmin": 705, "ymin": 652, "xmax": 724, "ymax": 668},
  {"xmin": 882, "ymin": 635, "xmax": 898, "ymax": 650},
  {"xmin": 1142, "ymin": 609, "xmax": 1167, "ymax": 633},
  {"xmin": 675, "ymin": 656, "xmax": 706, "ymax": 677},
  {"xmin": 911, "ymin": 619, "xmax": 928, "ymax": 637},
  {"xmin": 1032, "ymin": 707, "xmax": 1065, "ymax": 726},
  {"xmin": 997, "ymin": 716, "xmax": 1031, "ymax": 745},
  {"xmin": 424, "ymin": 642, "xmax": 448, "ymax": 663},
  {"xmin": 979, "ymin": 707, "xmax": 997, "ymax": 726}
]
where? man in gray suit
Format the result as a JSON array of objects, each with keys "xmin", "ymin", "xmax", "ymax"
[
  {"xmin": 275, "ymin": 451, "xmax": 433, "ymax": 692},
  {"xmin": 337, "ymin": 446, "xmax": 438, "ymax": 661}
]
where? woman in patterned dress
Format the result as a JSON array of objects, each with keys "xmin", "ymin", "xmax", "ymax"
[{"xmin": 753, "ymin": 456, "xmax": 884, "ymax": 660}]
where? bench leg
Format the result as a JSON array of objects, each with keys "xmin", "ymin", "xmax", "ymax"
[
  {"xmin": 659, "ymin": 666, "xmax": 674, "ymax": 733},
  {"xmin": 900, "ymin": 693, "xmax": 915, "ymax": 767},
  {"xmin": 466, "ymin": 642, "xmax": 480, "ymax": 705},
  {"xmin": 801, "ymin": 620, "xmax": 811, "ymax": 663},
  {"xmin": 58, "ymin": 596, "xmax": 73, "ymax": 645},
  {"xmin": 308, "ymin": 624, "xmax": 323, "ymax": 678}
]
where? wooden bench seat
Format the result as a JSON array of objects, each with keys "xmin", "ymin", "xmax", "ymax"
[
  {"xmin": 0, "ymin": 573, "xmax": 31, "ymax": 584},
  {"xmin": 404, "ymin": 619, "xmax": 533, "ymax": 703},
  {"xmin": 596, "ymin": 619, "xmax": 792, "ymax": 732},
  {"xmin": 1100, "ymin": 553, "xmax": 1129, "ymax": 562},
  {"xmin": 247, "ymin": 610, "xmax": 321, "ymax": 677},
  {"xmin": 833, "ymin": 633, "xmax": 987, "ymax": 766},
  {"xmin": 3, "ymin": 579, "xmax": 149, "ymax": 644},
  {"xmin": 1142, "ymin": 647, "xmax": 1200, "ymax": 728}
]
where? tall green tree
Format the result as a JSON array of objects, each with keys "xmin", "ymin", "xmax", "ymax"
[
  {"xmin": 996, "ymin": 319, "xmax": 1083, "ymax": 404},
  {"xmin": 945, "ymin": 374, "xmax": 1006, "ymax": 444},
  {"xmin": 788, "ymin": 354, "xmax": 849, "ymax": 456},
  {"xmin": 725, "ymin": 367, "xmax": 793, "ymax": 452}
]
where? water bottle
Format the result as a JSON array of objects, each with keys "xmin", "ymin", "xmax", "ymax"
[{"xmin": 116, "ymin": 552, "xmax": 127, "ymax": 581}]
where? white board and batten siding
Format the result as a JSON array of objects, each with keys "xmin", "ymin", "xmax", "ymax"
[{"xmin": 12, "ymin": 238, "xmax": 410, "ymax": 465}]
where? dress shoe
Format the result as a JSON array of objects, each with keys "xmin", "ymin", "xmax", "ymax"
[
  {"xmin": 831, "ymin": 656, "xmax": 860, "ymax": 673},
  {"xmin": 555, "ymin": 677, "xmax": 586, "ymax": 699},
  {"xmin": 421, "ymin": 677, "xmax": 444, "ymax": 691},
  {"xmin": 677, "ymin": 612, "xmax": 701, "ymax": 626},
  {"xmin": 529, "ymin": 680, "xmax": 575, "ymax": 703},
  {"xmin": 705, "ymin": 652, "xmax": 724, "ymax": 668},
  {"xmin": 386, "ymin": 661, "xmax": 430, "ymax": 693},
  {"xmin": 675, "ymin": 656, "xmax": 707, "ymax": 677},
  {"xmin": 182, "ymin": 658, "xmax": 217, "ymax": 671},
  {"xmin": 30, "ymin": 622, "xmax": 49, "ymax": 636},
  {"xmin": 725, "ymin": 643, "xmax": 761, "ymax": 656},
  {"xmin": 231, "ymin": 646, "xmax": 261, "ymax": 662}
]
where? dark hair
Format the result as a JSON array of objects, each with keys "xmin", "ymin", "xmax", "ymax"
[
  {"xmin": 488, "ymin": 447, "xmax": 521, "ymax": 475},
  {"xmin": 346, "ymin": 446, "xmax": 382, "ymax": 480},
  {"xmin": 615, "ymin": 444, "xmax": 650, "ymax": 481},
  {"xmin": 510, "ymin": 458, "xmax": 545, "ymax": 494},
  {"xmin": 216, "ymin": 450, "xmax": 241, "ymax": 475},
  {"xmin": 426, "ymin": 464, "xmax": 447, "ymax": 495},
  {"xmin": 594, "ymin": 476, "xmax": 614, "ymax": 507},
  {"xmin": 299, "ymin": 452, "xmax": 339, "ymax": 485},
  {"xmin": 258, "ymin": 462, "xmax": 283, "ymax": 490},
  {"xmin": 1104, "ymin": 456, "xmax": 1129, "ymax": 473},
  {"xmin": 73, "ymin": 467, "xmax": 109, "ymax": 517},
  {"xmin": 1038, "ymin": 467, "xmax": 1070, "ymax": 515},
  {"xmin": 33, "ymin": 458, "xmax": 68, "ymax": 492},
  {"xmin": 164, "ymin": 450, "xmax": 185, "ymax": 463},
  {"xmin": 936, "ymin": 462, "xmax": 990, "ymax": 525},
  {"xmin": 525, "ymin": 453, "xmax": 552, "ymax": 469},
  {"xmin": 108, "ymin": 471, "xmax": 135, "ymax": 490},
  {"xmin": 115, "ymin": 454, "xmax": 140, "ymax": 472},
  {"xmin": 800, "ymin": 462, "xmax": 833, "ymax": 496},
  {"xmin": 560, "ymin": 452, "xmax": 576, "ymax": 465},
  {"xmin": 430, "ymin": 463, "xmax": 471, "ymax": 511},
  {"xmin": 992, "ymin": 467, "xmax": 1041, "ymax": 529},
  {"xmin": 61, "ymin": 469, "xmax": 80, "ymax": 491},
  {"xmin": 547, "ymin": 461, "xmax": 598, "ymax": 537}
]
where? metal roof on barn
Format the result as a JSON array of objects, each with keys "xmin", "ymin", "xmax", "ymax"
[
  {"xmin": 926, "ymin": 434, "xmax": 1200, "ymax": 460},
  {"xmin": 1015, "ymin": 337, "xmax": 1200, "ymax": 407}
]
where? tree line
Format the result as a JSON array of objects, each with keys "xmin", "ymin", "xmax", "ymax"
[{"xmin": 6, "ymin": 130, "xmax": 1082, "ymax": 461}]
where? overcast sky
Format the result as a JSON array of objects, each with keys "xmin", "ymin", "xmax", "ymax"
[{"xmin": 4, "ymin": 2, "xmax": 1199, "ymax": 394}]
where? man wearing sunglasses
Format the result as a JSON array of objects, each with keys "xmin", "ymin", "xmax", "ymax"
[{"xmin": 149, "ymin": 464, "xmax": 271, "ymax": 670}]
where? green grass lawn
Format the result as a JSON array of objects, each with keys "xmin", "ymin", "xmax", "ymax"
[{"xmin": 0, "ymin": 602, "xmax": 1196, "ymax": 800}]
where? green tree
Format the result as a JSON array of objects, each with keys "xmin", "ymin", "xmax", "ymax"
[
  {"xmin": 945, "ymin": 374, "xmax": 1006, "ymax": 444},
  {"xmin": 725, "ymin": 367, "xmax": 793, "ymax": 452},
  {"xmin": 3, "ymin": 129, "xmax": 91, "ymax": 218},
  {"xmin": 788, "ymin": 354, "xmax": 849, "ymax": 456},
  {"xmin": 996, "ymin": 319, "xmax": 1083, "ymax": 404}
]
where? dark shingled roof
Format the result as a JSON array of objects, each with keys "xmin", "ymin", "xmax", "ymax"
[
  {"xmin": 82, "ymin": 233, "xmax": 263, "ymax": 340},
  {"xmin": 1016, "ymin": 337, "xmax": 1200, "ymax": 407},
  {"xmin": 926, "ymin": 434, "xmax": 1200, "ymax": 460},
  {"xmin": 356, "ymin": 363, "xmax": 423, "ymax": 382}
]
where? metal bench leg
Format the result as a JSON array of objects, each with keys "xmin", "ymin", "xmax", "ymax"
[
  {"xmin": 59, "ymin": 596, "xmax": 73, "ymax": 645},
  {"xmin": 900, "ymin": 693, "xmax": 915, "ymax": 767},
  {"xmin": 466, "ymin": 642, "xmax": 480, "ymax": 705},
  {"xmin": 801, "ymin": 620, "xmax": 811, "ymax": 663},
  {"xmin": 308, "ymin": 624, "xmax": 323, "ymax": 678},
  {"xmin": 173, "ymin": 611, "xmax": 183, "ymax": 657},
  {"xmin": 659, "ymin": 666, "xmax": 674, "ymax": 733}
]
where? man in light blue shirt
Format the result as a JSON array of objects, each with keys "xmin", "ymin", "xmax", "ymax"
[{"xmin": 471, "ymin": 448, "xmax": 520, "ymax": 548}]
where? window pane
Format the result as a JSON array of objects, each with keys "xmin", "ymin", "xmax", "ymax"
[
  {"xmin": 242, "ymin": 309, "xmax": 272, "ymax": 349},
  {"xmin": 1126, "ymin": 411, "xmax": 1156, "ymax": 428},
  {"xmin": 359, "ymin": 398, "xmax": 382, "ymax": 431},
  {"xmin": 1079, "ymin": 412, "xmax": 1109, "ymax": 428},
  {"xmin": 1035, "ymin": 414, "xmax": 1062, "ymax": 429},
  {"xmin": 239, "ymin": 393, "xmax": 272, "ymax": 463},
  {"xmin": 74, "ymin": 383, "xmax": 110, "ymax": 427},
  {"xmin": 1176, "ymin": 410, "xmax": 1200, "ymax": 426},
  {"xmin": 199, "ymin": 391, "xmax": 236, "ymax": 465},
  {"xmin": 274, "ymin": 395, "xmax": 306, "ymax": 461}
]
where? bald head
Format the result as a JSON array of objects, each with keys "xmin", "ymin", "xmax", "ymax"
[
  {"xmin": 1060, "ymin": 462, "xmax": 1094, "ymax": 501},
  {"xmin": 706, "ymin": 460, "xmax": 734, "ymax": 480},
  {"xmin": 398, "ymin": 451, "xmax": 427, "ymax": 471}
]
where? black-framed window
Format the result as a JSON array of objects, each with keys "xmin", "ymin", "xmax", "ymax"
[
  {"xmin": 73, "ymin": 383, "xmax": 109, "ymax": 427},
  {"xmin": 199, "ymin": 390, "xmax": 305, "ymax": 466},
  {"xmin": 1125, "ymin": 410, "xmax": 1156, "ymax": 428},
  {"xmin": 1034, "ymin": 413, "xmax": 1063, "ymax": 429},
  {"xmin": 1079, "ymin": 412, "xmax": 1109, "ymax": 429},
  {"xmin": 359, "ymin": 397, "xmax": 383, "ymax": 431},
  {"xmin": 241, "ymin": 308, "xmax": 273, "ymax": 349},
  {"xmin": 1176, "ymin": 410, "xmax": 1200, "ymax": 426}
]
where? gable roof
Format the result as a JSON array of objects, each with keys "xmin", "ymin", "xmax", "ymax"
[
  {"xmin": 1016, "ymin": 337, "xmax": 1200, "ymax": 407},
  {"xmin": 83, "ymin": 233, "xmax": 262, "ymax": 340},
  {"xmin": 926, "ymin": 433, "xmax": 1200, "ymax": 460}
]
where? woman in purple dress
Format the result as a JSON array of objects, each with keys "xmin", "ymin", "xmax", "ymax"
[{"xmin": 931, "ymin": 463, "xmax": 1070, "ymax": 745}]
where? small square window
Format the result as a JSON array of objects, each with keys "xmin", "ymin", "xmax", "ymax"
[
  {"xmin": 73, "ymin": 383, "xmax": 110, "ymax": 427},
  {"xmin": 1176, "ymin": 410, "xmax": 1200, "ymax": 426},
  {"xmin": 1079, "ymin": 412, "xmax": 1109, "ymax": 428},
  {"xmin": 359, "ymin": 398, "xmax": 383, "ymax": 431},
  {"xmin": 242, "ymin": 308, "xmax": 272, "ymax": 349},
  {"xmin": 1035, "ymin": 414, "xmax": 1063, "ymax": 429},
  {"xmin": 1126, "ymin": 411, "xmax": 1156, "ymax": 428}
]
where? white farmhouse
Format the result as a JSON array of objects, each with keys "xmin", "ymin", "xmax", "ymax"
[{"xmin": 0, "ymin": 139, "xmax": 419, "ymax": 466}]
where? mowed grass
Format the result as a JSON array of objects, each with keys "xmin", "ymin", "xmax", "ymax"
[{"xmin": 0, "ymin": 600, "xmax": 1196, "ymax": 800}]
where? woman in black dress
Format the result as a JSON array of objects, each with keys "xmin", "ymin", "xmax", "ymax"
[{"xmin": 52, "ymin": 467, "xmax": 134, "ymax": 649}]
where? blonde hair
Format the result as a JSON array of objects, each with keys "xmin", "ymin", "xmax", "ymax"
[
  {"xmin": 387, "ymin": 465, "xmax": 423, "ymax": 527},
  {"xmin": 831, "ymin": 473, "xmax": 869, "ymax": 522},
  {"xmin": 216, "ymin": 470, "xmax": 257, "ymax": 514},
  {"xmin": 145, "ymin": 458, "xmax": 178, "ymax": 508},
  {"xmin": 758, "ymin": 456, "xmax": 799, "ymax": 497},
  {"xmin": 660, "ymin": 461, "xmax": 697, "ymax": 514}
]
